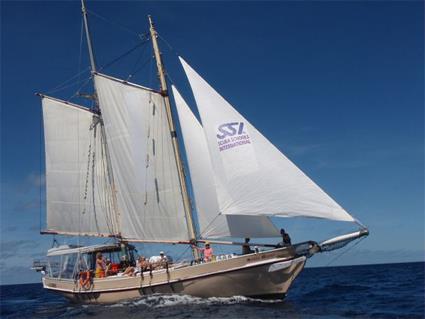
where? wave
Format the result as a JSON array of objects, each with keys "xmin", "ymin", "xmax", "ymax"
[{"xmin": 107, "ymin": 294, "xmax": 283, "ymax": 309}]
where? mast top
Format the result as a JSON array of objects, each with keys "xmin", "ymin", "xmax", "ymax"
[
  {"xmin": 148, "ymin": 15, "xmax": 154, "ymax": 27},
  {"xmin": 81, "ymin": 0, "xmax": 97, "ymax": 73}
]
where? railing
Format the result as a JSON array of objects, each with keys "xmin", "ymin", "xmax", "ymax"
[{"xmin": 31, "ymin": 260, "xmax": 48, "ymax": 272}]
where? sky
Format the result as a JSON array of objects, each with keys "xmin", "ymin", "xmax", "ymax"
[{"xmin": 1, "ymin": 1, "xmax": 424, "ymax": 285}]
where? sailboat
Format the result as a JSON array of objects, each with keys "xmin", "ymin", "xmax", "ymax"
[{"xmin": 34, "ymin": 1, "xmax": 369, "ymax": 303}]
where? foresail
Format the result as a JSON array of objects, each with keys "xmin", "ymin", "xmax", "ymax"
[
  {"xmin": 42, "ymin": 96, "xmax": 119, "ymax": 236},
  {"xmin": 94, "ymin": 74, "xmax": 189, "ymax": 241},
  {"xmin": 180, "ymin": 57, "xmax": 355, "ymax": 223},
  {"xmin": 172, "ymin": 86, "xmax": 280, "ymax": 238}
]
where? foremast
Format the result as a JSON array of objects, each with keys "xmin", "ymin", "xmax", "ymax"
[
  {"xmin": 81, "ymin": 0, "xmax": 121, "ymax": 238},
  {"xmin": 81, "ymin": 0, "xmax": 96, "ymax": 73},
  {"xmin": 148, "ymin": 16, "xmax": 200, "ymax": 260}
]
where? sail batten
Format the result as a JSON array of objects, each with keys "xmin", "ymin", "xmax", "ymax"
[{"xmin": 179, "ymin": 57, "xmax": 356, "ymax": 223}]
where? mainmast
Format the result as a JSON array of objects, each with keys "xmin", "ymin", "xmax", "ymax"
[{"xmin": 148, "ymin": 16, "xmax": 199, "ymax": 260}]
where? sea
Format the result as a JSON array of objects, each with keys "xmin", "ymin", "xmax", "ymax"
[{"xmin": 1, "ymin": 262, "xmax": 424, "ymax": 319}]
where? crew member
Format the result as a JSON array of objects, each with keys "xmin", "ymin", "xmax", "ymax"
[{"xmin": 242, "ymin": 238, "xmax": 254, "ymax": 255}]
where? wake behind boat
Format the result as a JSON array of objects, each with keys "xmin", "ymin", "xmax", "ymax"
[{"xmin": 33, "ymin": 0, "xmax": 368, "ymax": 303}]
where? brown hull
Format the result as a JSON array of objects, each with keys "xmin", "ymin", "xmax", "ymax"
[{"xmin": 43, "ymin": 247, "xmax": 306, "ymax": 304}]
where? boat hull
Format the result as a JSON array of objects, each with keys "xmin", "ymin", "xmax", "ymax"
[{"xmin": 42, "ymin": 247, "xmax": 305, "ymax": 304}]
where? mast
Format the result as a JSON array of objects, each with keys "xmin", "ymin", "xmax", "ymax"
[
  {"xmin": 148, "ymin": 16, "xmax": 199, "ymax": 260},
  {"xmin": 80, "ymin": 0, "xmax": 121, "ymax": 238},
  {"xmin": 81, "ymin": 0, "xmax": 97, "ymax": 72}
]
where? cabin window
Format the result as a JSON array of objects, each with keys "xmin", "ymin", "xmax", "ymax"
[
  {"xmin": 47, "ymin": 253, "xmax": 78, "ymax": 279},
  {"xmin": 47, "ymin": 256, "xmax": 61, "ymax": 278},
  {"xmin": 60, "ymin": 253, "xmax": 78, "ymax": 279},
  {"xmin": 77, "ymin": 253, "xmax": 91, "ymax": 271}
]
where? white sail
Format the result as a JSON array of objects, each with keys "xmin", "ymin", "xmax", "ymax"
[
  {"xmin": 42, "ymin": 96, "xmax": 119, "ymax": 236},
  {"xmin": 94, "ymin": 73, "xmax": 189, "ymax": 241},
  {"xmin": 172, "ymin": 86, "xmax": 280, "ymax": 238},
  {"xmin": 180, "ymin": 57, "xmax": 355, "ymax": 223}
]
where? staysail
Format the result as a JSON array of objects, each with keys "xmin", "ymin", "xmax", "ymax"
[
  {"xmin": 42, "ymin": 96, "xmax": 119, "ymax": 236},
  {"xmin": 180, "ymin": 57, "xmax": 355, "ymax": 223},
  {"xmin": 94, "ymin": 73, "xmax": 189, "ymax": 241},
  {"xmin": 172, "ymin": 86, "xmax": 280, "ymax": 238}
]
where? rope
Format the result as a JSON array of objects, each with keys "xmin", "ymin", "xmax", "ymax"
[
  {"xmin": 96, "ymin": 123, "xmax": 116, "ymax": 235},
  {"xmin": 77, "ymin": 93, "xmax": 83, "ymax": 247},
  {"xmin": 39, "ymin": 107, "xmax": 43, "ymax": 233},
  {"xmin": 48, "ymin": 38, "xmax": 148, "ymax": 99},
  {"xmin": 126, "ymin": 55, "xmax": 153, "ymax": 81},
  {"xmin": 67, "ymin": 76, "xmax": 93, "ymax": 102},
  {"xmin": 165, "ymin": 71, "xmax": 176, "ymax": 88},
  {"xmin": 197, "ymin": 214, "xmax": 221, "ymax": 239},
  {"xmin": 171, "ymin": 214, "xmax": 222, "ymax": 263},
  {"xmin": 46, "ymin": 67, "xmax": 91, "ymax": 95},
  {"xmin": 149, "ymin": 46, "xmax": 154, "ymax": 89},
  {"xmin": 324, "ymin": 236, "xmax": 366, "ymax": 267},
  {"xmin": 174, "ymin": 244, "xmax": 192, "ymax": 263},
  {"xmin": 78, "ymin": 17, "xmax": 84, "ymax": 90},
  {"xmin": 87, "ymin": 9, "xmax": 142, "ymax": 38},
  {"xmin": 157, "ymin": 33, "xmax": 180, "ymax": 57},
  {"xmin": 98, "ymin": 40, "xmax": 148, "ymax": 72},
  {"xmin": 126, "ymin": 46, "xmax": 147, "ymax": 80}
]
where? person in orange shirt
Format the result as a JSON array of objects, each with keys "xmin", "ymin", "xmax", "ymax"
[
  {"xmin": 95, "ymin": 252, "xmax": 106, "ymax": 278},
  {"xmin": 192, "ymin": 242, "xmax": 214, "ymax": 262}
]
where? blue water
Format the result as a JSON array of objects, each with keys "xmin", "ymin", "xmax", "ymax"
[{"xmin": 1, "ymin": 262, "xmax": 424, "ymax": 319}]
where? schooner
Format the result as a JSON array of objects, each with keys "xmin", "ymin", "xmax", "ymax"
[{"xmin": 34, "ymin": 1, "xmax": 369, "ymax": 303}]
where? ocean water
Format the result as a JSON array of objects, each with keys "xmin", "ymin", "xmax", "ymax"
[{"xmin": 1, "ymin": 262, "xmax": 424, "ymax": 319}]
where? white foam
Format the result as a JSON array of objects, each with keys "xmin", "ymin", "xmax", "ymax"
[{"xmin": 115, "ymin": 294, "xmax": 284, "ymax": 308}]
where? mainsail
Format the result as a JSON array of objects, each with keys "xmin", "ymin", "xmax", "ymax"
[
  {"xmin": 94, "ymin": 73, "xmax": 189, "ymax": 241},
  {"xmin": 42, "ymin": 96, "xmax": 119, "ymax": 236},
  {"xmin": 172, "ymin": 86, "xmax": 279, "ymax": 238},
  {"xmin": 180, "ymin": 57, "xmax": 355, "ymax": 223}
]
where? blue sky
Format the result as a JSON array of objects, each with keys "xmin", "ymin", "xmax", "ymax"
[{"xmin": 1, "ymin": 1, "xmax": 423, "ymax": 285}]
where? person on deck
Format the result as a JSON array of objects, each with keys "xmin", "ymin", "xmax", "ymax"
[
  {"xmin": 120, "ymin": 255, "xmax": 135, "ymax": 276},
  {"xmin": 134, "ymin": 256, "xmax": 152, "ymax": 277},
  {"xmin": 95, "ymin": 252, "xmax": 106, "ymax": 278},
  {"xmin": 280, "ymin": 228, "xmax": 292, "ymax": 246},
  {"xmin": 242, "ymin": 238, "xmax": 254, "ymax": 255},
  {"xmin": 135, "ymin": 256, "xmax": 150, "ymax": 274},
  {"xmin": 105, "ymin": 258, "xmax": 112, "ymax": 277},
  {"xmin": 159, "ymin": 251, "xmax": 168, "ymax": 268},
  {"xmin": 149, "ymin": 251, "xmax": 168, "ymax": 270},
  {"xmin": 192, "ymin": 242, "xmax": 214, "ymax": 262}
]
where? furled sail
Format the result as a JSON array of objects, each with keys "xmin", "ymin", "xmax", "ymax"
[
  {"xmin": 180, "ymin": 57, "xmax": 355, "ymax": 223},
  {"xmin": 319, "ymin": 229, "xmax": 369, "ymax": 252},
  {"xmin": 172, "ymin": 86, "xmax": 280, "ymax": 238},
  {"xmin": 42, "ymin": 96, "xmax": 119, "ymax": 236},
  {"xmin": 94, "ymin": 73, "xmax": 189, "ymax": 241}
]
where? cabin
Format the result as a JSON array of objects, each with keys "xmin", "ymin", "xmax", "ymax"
[{"xmin": 45, "ymin": 244, "xmax": 136, "ymax": 280}]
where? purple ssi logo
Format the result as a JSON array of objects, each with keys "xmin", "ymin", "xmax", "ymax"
[
  {"xmin": 216, "ymin": 122, "xmax": 251, "ymax": 152},
  {"xmin": 216, "ymin": 122, "xmax": 245, "ymax": 140}
]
